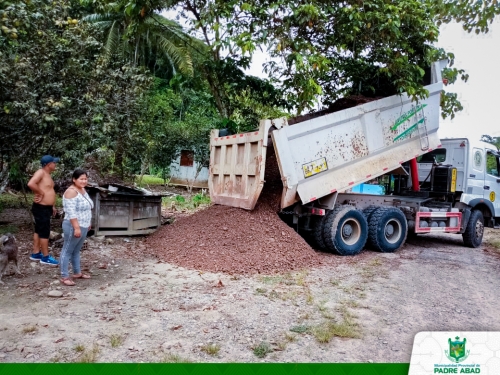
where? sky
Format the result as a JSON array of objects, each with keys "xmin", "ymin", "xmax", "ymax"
[
  {"xmin": 436, "ymin": 20, "xmax": 500, "ymax": 140},
  {"xmin": 247, "ymin": 20, "xmax": 500, "ymax": 142}
]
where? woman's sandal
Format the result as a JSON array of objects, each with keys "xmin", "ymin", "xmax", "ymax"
[
  {"xmin": 60, "ymin": 278, "xmax": 75, "ymax": 286},
  {"xmin": 72, "ymin": 273, "xmax": 91, "ymax": 279}
]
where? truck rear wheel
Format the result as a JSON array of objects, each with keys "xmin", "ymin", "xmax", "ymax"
[
  {"xmin": 323, "ymin": 205, "xmax": 368, "ymax": 256},
  {"xmin": 362, "ymin": 205, "xmax": 379, "ymax": 221},
  {"xmin": 367, "ymin": 207, "xmax": 408, "ymax": 252},
  {"xmin": 312, "ymin": 215, "xmax": 327, "ymax": 250},
  {"xmin": 462, "ymin": 209, "xmax": 484, "ymax": 248}
]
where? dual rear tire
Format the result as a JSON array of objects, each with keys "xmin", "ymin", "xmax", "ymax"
[
  {"xmin": 312, "ymin": 205, "xmax": 408, "ymax": 255},
  {"xmin": 366, "ymin": 207, "xmax": 408, "ymax": 252}
]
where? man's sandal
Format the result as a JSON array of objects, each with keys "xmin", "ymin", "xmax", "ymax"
[
  {"xmin": 72, "ymin": 273, "xmax": 91, "ymax": 279},
  {"xmin": 60, "ymin": 278, "xmax": 75, "ymax": 286}
]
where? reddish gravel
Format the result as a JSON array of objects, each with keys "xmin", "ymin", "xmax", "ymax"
[{"xmin": 146, "ymin": 146, "xmax": 329, "ymax": 275}]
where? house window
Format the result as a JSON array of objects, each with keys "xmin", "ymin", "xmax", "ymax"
[{"xmin": 180, "ymin": 150, "xmax": 194, "ymax": 167}]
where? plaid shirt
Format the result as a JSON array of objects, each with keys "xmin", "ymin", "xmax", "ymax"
[{"xmin": 63, "ymin": 190, "xmax": 94, "ymax": 227}]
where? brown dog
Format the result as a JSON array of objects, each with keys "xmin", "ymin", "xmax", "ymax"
[{"xmin": 0, "ymin": 233, "xmax": 22, "ymax": 284}]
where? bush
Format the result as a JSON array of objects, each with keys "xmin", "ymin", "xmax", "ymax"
[
  {"xmin": 192, "ymin": 193, "xmax": 210, "ymax": 207},
  {"xmin": 175, "ymin": 195, "xmax": 186, "ymax": 203}
]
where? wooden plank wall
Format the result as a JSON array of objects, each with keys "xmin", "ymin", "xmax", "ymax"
[{"xmin": 89, "ymin": 192, "xmax": 162, "ymax": 236}]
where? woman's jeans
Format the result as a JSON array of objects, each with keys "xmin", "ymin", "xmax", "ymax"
[{"xmin": 60, "ymin": 220, "xmax": 88, "ymax": 278}]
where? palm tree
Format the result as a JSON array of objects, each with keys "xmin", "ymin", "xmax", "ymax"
[{"xmin": 83, "ymin": 0, "xmax": 202, "ymax": 77}]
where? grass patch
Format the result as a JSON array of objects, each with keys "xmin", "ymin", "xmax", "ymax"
[
  {"xmin": 305, "ymin": 290, "xmax": 314, "ymax": 304},
  {"xmin": 259, "ymin": 275, "xmax": 284, "ymax": 285},
  {"xmin": 342, "ymin": 300, "xmax": 361, "ymax": 311},
  {"xmin": 200, "ymin": 343, "xmax": 220, "ymax": 356},
  {"xmin": 289, "ymin": 325, "xmax": 309, "ymax": 334},
  {"xmin": 49, "ymin": 355, "xmax": 62, "ymax": 363},
  {"xmin": 298, "ymin": 312, "xmax": 311, "ymax": 322},
  {"xmin": 318, "ymin": 301, "xmax": 336, "ymax": 319},
  {"xmin": 0, "ymin": 225, "xmax": 19, "ymax": 235},
  {"xmin": 76, "ymin": 344, "xmax": 100, "ymax": 363},
  {"xmin": 161, "ymin": 353, "xmax": 193, "ymax": 363},
  {"xmin": 488, "ymin": 239, "xmax": 500, "ymax": 253},
  {"xmin": 320, "ymin": 311, "xmax": 336, "ymax": 319},
  {"xmin": 342, "ymin": 300, "xmax": 361, "ymax": 309},
  {"xmin": 163, "ymin": 193, "xmax": 211, "ymax": 211},
  {"xmin": 284, "ymin": 333, "xmax": 297, "ymax": 342},
  {"xmin": 295, "ymin": 270, "xmax": 308, "ymax": 286},
  {"xmin": 276, "ymin": 341, "xmax": 287, "ymax": 351},
  {"xmin": 0, "ymin": 192, "xmax": 62, "ymax": 209},
  {"xmin": 369, "ymin": 258, "xmax": 382, "ymax": 266},
  {"xmin": 310, "ymin": 318, "xmax": 360, "ymax": 343},
  {"xmin": 337, "ymin": 304, "xmax": 357, "ymax": 319},
  {"xmin": 192, "ymin": 193, "xmax": 211, "ymax": 207},
  {"xmin": 22, "ymin": 325, "xmax": 38, "ymax": 334},
  {"xmin": 277, "ymin": 290, "xmax": 300, "ymax": 302},
  {"xmin": 310, "ymin": 304, "xmax": 361, "ymax": 343},
  {"xmin": 361, "ymin": 267, "xmax": 377, "ymax": 279},
  {"xmin": 253, "ymin": 342, "xmax": 272, "ymax": 358},
  {"xmin": 260, "ymin": 272, "xmax": 309, "ymax": 286},
  {"xmin": 110, "ymin": 334, "xmax": 123, "ymax": 348},
  {"xmin": 74, "ymin": 344, "xmax": 85, "ymax": 352},
  {"xmin": 135, "ymin": 175, "xmax": 168, "ymax": 187},
  {"xmin": 0, "ymin": 193, "xmax": 30, "ymax": 209}
]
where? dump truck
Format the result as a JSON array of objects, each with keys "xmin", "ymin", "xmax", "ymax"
[{"xmin": 208, "ymin": 60, "xmax": 500, "ymax": 255}]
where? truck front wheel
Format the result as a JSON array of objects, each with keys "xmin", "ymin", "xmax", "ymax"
[
  {"xmin": 367, "ymin": 207, "xmax": 408, "ymax": 252},
  {"xmin": 323, "ymin": 205, "xmax": 368, "ymax": 256},
  {"xmin": 462, "ymin": 209, "xmax": 484, "ymax": 248}
]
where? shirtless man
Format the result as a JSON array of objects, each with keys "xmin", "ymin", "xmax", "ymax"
[{"xmin": 27, "ymin": 155, "xmax": 60, "ymax": 266}]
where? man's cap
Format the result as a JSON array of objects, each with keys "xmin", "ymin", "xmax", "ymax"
[{"xmin": 40, "ymin": 155, "xmax": 60, "ymax": 166}]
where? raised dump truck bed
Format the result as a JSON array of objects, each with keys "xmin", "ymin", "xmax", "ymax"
[{"xmin": 209, "ymin": 61, "xmax": 445, "ymax": 212}]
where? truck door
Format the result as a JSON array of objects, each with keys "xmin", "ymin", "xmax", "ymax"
[
  {"xmin": 469, "ymin": 148, "xmax": 485, "ymax": 197},
  {"xmin": 484, "ymin": 149, "xmax": 500, "ymax": 217}
]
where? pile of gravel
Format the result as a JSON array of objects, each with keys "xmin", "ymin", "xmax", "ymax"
[{"xmin": 146, "ymin": 145, "xmax": 329, "ymax": 275}]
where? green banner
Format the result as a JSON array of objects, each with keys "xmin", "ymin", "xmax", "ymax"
[{"xmin": 0, "ymin": 363, "xmax": 410, "ymax": 375}]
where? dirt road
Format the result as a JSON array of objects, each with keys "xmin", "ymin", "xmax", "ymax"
[{"xmin": 0, "ymin": 208, "xmax": 499, "ymax": 363}]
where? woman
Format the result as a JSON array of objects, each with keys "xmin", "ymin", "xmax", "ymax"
[{"xmin": 60, "ymin": 169, "xmax": 94, "ymax": 286}]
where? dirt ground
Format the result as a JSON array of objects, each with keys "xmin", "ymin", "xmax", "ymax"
[{"xmin": 0, "ymin": 206, "xmax": 499, "ymax": 363}]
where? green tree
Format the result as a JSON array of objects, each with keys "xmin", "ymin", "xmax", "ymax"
[
  {"xmin": 481, "ymin": 135, "xmax": 500, "ymax": 149},
  {"xmin": 130, "ymin": 77, "xmax": 221, "ymax": 182},
  {"xmin": 168, "ymin": 0, "xmax": 499, "ymax": 116},
  {"xmin": 165, "ymin": 0, "xmax": 289, "ymax": 122},
  {"xmin": 0, "ymin": 0, "xmax": 151, "ymax": 190},
  {"xmin": 82, "ymin": 0, "xmax": 198, "ymax": 78}
]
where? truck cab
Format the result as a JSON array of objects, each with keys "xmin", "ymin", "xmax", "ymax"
[{"xmin": 417, "ymin": 138, "xmax": 500, "ymax": 228}]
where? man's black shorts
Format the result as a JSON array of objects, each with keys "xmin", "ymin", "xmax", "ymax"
[{"xmin": 31, "ymin": 203, "xmax": 52, "ymax": 239}]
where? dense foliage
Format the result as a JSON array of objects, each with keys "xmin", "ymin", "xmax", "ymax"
[
  {"xmin": 0, "ymin": 0, "xmax": 152, "ymax": 186},
  {"xmin": 169, "ymin": 0, "xmax": 498, "ymax": 115},
  {"xmin": 1, "ymin": 0, "xmax": 499, "ymax": 192}
]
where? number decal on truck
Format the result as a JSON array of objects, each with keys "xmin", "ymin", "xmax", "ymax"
[{"xmin": 303, "ymin": 158, "xmax": 328, "ymax": 178}]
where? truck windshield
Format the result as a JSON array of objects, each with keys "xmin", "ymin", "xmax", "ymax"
[{"xmin": 417, "ymin": 149, "xmax": 446, "ymax": 163}]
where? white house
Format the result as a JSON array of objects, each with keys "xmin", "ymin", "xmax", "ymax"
[{"xmin": 169, "ymin": 150, "xmax": 209, "ymax": 188}]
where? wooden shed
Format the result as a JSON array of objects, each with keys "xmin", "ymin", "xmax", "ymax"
[{"xmin": 87, "ymin": 184, "xmax": 162, "ymax": 236}]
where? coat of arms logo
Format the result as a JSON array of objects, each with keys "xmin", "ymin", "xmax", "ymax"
[{"xmin": 445, "ymin": 336, "xmax": 470, "ymax": 363}]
